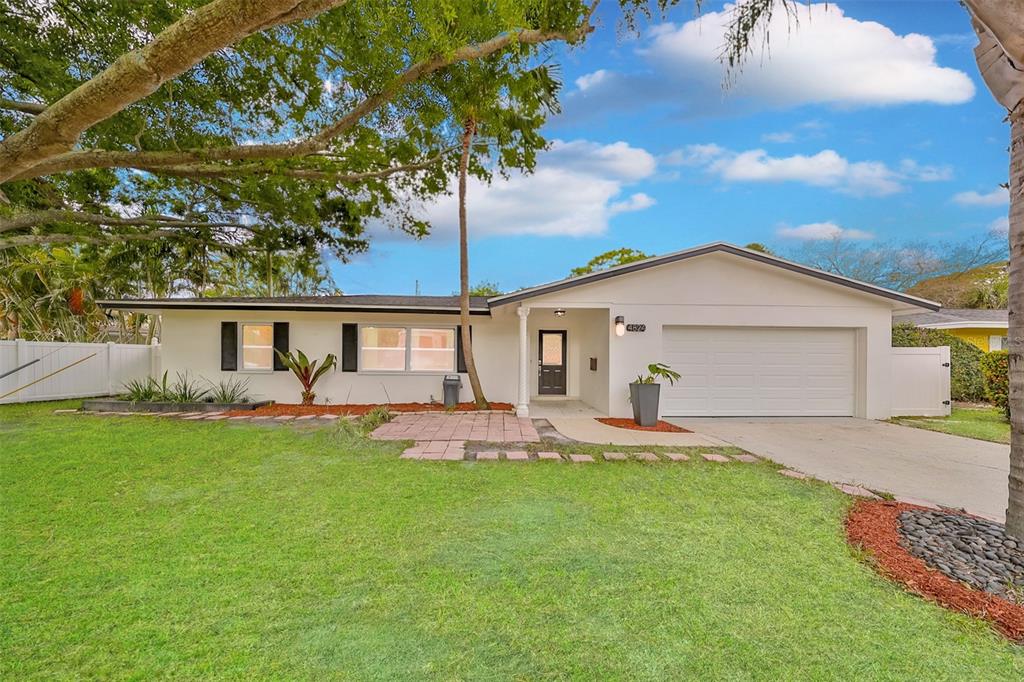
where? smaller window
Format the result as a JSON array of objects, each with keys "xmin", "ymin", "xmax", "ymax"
[
  {"xmin": 241, "ymin": 323, "xmax": 274, "ymax": 370},
  {"xmin": 361, "ymin": 326, "xmax": 407, "ymax": 371},
  {"xmin": 991, "ymin": 335, "xmax": 1009, "ymax": 351}
]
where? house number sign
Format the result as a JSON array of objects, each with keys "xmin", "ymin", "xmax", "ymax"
[{"xmin": 626, "ymin": 323, "xmax": 646, "ymax": 333}]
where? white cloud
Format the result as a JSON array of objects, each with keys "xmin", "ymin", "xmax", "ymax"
[
  {"xmin": 953, "ymin": 187, "xmax": 1010, "ymax": 207},
  {"xmin": 642, "ymin": 3, "xmax": 975, "ymax": 107},
  {"xmin": 761, "ymin": 132, "xmax": 795, "ymax": 143},
  {"xmin": 670, "ymin": 144, "xmax": 950, "ymax": 197},
  {"xmin": 394, "ymin": 140, "xmax": 657, "ymax": 239},
  {"xmin": 563, "ymin": 3, "xmax": 973, "ymax": 121},
  {"xmin": 777, "ymin": 221, "xmax": 874, "ymax": 241},
  {"xmin": 662, "ymin": 143, "xmax": 725, "ymax": 167},
  {"xmin": 574, "ymin": 69, "xmax": 610, "ymax": 92},
  {"xmin": 989, "ymin": 216, "xmax": 1010, "ymax": 235}
]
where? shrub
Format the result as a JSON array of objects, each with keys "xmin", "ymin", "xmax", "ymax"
[
  {"xmin": 892, "ymin": 323, "xmax": 985, "ymax": 402},
  {"xmin": 206, "ymin": 376, "xmax": 251, "ymax": 403},
  {"xmin": 165, "ymin": 371, "xmax": 210, "ymax": 403},
  {"xmin": 359, "ymin": 406, "xmax": 393, "ymax": 432},
  {"xmin": 980, "ymin": 350, "xmax": 1009, "ymax": 416}
]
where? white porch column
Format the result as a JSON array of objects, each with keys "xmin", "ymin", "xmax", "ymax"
[{"xmin": 516, "ymin": 305, "xmax": 530, "ymax": 417}]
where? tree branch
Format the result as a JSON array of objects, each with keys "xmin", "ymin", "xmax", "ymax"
[
  {"xmin": 0, "ymin": 209, "xmax": 247, "ymax": 234},
  {"xmin": 132, "ymin": 149, "xmax": 453, "ymax": 182},
  {"xmin": 8, "ymin": 19, "xmax": 593, "ymax": 181},
  {"xmin": 0, "ymin": 0, "xmax": 352, "ymax": 182},
  {"xmin": 0, "ymin": 99, "xmax": 46, "ymax": 115}
]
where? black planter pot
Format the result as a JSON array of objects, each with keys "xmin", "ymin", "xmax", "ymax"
[{"xmin": 629, "ymin": 382, "xmax": 660, "ymax": 427}]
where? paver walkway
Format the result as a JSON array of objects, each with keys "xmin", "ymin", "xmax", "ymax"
[{"xmin": 371, "ymin": 413, "xmax": 539, "ymax": 443}]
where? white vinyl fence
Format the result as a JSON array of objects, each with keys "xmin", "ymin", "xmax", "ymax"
[
  {"xmin": 891, "ymin": 346, "xmax": 951, "ymax": 417},
  {"xmin": 0, "ymin": 340, "xmax": 158, "ymax": 404}
]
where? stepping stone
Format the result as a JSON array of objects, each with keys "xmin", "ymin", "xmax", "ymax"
[
  {"xmin": 155, "ymin": 412, "xmax": 182, "ymax": 417},
  {"xmin": 53, "ymin": 409, "xmax": 79, "ymax": 414},
  {"xmin": 420, "ymin": 451, "xmax": 444, "ymax": 461},
  {"xmin": 294, "ymin": 415, "xmax": 317, "ymax": 421},
  {"xmin": 603, "ymin": 452, "xmax": 627, "ymax": 461},
  {"xmin": 568, "ymin": 454, "xmax": 594, "ymax": 463},
  {"xmin": 181, "ymin": 414, "xmax": 206, "ymax": 421},
  {"xmin": 205, "ymin": 412, "xmax": 225, "ymax": 417},
  {"xmin": 318, "ymin": 414, "xmax": 340, "ymax": 420},
  {"xmin": 228, "ymin": 415, "xmax": 251, "ymax": 421},
  {"xmin": 634, "ymin": 452, "xmax": 659, "ymax": 462},
  {"xmin": 274, "ymin": 415, "xmax": 295, "ymax": 421},
  {"xmin": 441, "ymin": 451, "xmax": 465, "ymax": 461},
  {"xmin": 476, "ymin": 451, "xmax": 499, "ymax": 461},
  {"xmin": 894, "ymin": 496, "xmax": 940, "ymax": 510},
  {"xmin": 833, "ymin": 483, "xmax": 879, "ymax": 499},
  {"xmin": 400, "ymin": 450, "xmax": 422, "ymax": 459},
  {"xmin": 205, "ymin": 415, "xmax": 229, "ymax": 421},
  {"xmin": 505, "ymin": 450, "xmax": 529, "ymax": 461},
  {"xmin": 537, "ymin": 451, "xmax": 562, "ymax": 461},
  {"xmin": 250, "ymin": 415, "xmax": 273, "ymax": 421},
  {"xmin": 732, "ymin": 454, "xmax": 760, "ymax": 463},
  {"xmin": 664, "ymin": 452, "xmax": 690, "ymax": 462},
  {"xmin": 779, "ymin": 469, "xmax": 808, "ymax": 479},
  {"xmin": 701, "ymin": 453, "xmax": 731, "ymax": 463}
]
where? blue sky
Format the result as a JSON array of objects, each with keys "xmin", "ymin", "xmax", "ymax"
[{"xmin": 332, "ymin": 1, "xmax": 1010, "ymax": 295}]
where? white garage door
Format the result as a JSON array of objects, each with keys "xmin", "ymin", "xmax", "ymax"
[{"xmin": 661, "ymin": 327, "xmax": 856, "ymax": 417}]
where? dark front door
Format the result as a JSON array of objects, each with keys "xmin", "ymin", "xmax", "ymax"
[{"xmin": 538, "ymin": 330, "xmax": 567, "ymax": 395}]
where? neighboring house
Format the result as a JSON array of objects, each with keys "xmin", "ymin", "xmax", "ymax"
[
  {"xmin": 99, "ymin": 242, "xmax": 939, "ymax": 420},
  {"xmin": 893, "ymin": 308, "xmax": 1008, "ymax": 352}
]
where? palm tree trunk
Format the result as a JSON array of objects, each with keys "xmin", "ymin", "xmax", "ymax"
[
  {"xmin": 458, "ymin": 117, "xmax": 488, "ymax": 408},
  {"xmin": 1008, "ymin": 111, "xmax": 1024, "ymax": 537}
]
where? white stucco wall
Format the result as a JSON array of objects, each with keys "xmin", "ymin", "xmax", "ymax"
[
  {"xmin": 498, "ymin": 252, "xmax": 898, "ymax": 419},
  {"xmin": 156, "ymin": 251, "xmax": 910, "ymax": 417},
  {"xmin": 159, "ymin": 309, "xmax": 518, "ymax": 406}
]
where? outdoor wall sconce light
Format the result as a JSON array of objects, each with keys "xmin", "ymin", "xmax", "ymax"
[
  {"xmin": 554, "ymin": 308, "xmax": 566, "ymax": 317},
  {"xmin": 614, "ymin": 315, "xmax": 625, "ymax": 337}
]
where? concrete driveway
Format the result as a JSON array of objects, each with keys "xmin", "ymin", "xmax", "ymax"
[{"xmin": 669, "ymin": 417, "xmax": 1010, "ymax": 521}]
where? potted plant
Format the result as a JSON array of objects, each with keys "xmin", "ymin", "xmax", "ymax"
[
  {"xmin": 630, "ymin": 363, "xmax": 681, "ymax": 427},
  {"xmin": 275, "ymin": 349, "xmax": 337, "ymax": 405}
]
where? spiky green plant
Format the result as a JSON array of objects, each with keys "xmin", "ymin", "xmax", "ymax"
[
  {"xmin": 206, "ymin": 376, "xmax": 252, "ymax": 404},
  {"xmin": 275, "ymin": 350, "xmax": 336, "ymax": 405}
]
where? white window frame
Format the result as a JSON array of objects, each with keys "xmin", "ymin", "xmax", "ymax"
[
  {"xmin": 357, "ymin": 324, "xmax": 457, "ymax": 374},
  {"xmin": 990, "ymin": 335, "xmax": 1009, "ymax": 351},
  {"xmin": 239, "ymin": 321, "xmax": 276, "ymax": 373}
]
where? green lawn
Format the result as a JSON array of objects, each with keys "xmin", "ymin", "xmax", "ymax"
[
  {"xmin": 891, "ymin": 406, "xmax": 1010, "ymax": 444},
  {"xmin": 2, "ymin": 402, "xmax": 1022, "ymax": 679}
]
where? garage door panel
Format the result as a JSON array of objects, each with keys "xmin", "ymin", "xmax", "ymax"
[{"xmin": 662, "ymin": 327, "xmax": 855, "ymax": 416}]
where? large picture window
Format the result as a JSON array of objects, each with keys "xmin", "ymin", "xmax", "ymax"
[
  {"xmin": 360, "ymin": 326, "xmax": 455, "ymax": 372},
  {"xmin": 241, "ymin": 323, "xmax": 274, "ymax": 370}
]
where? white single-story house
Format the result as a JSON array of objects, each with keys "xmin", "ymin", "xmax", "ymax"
[{"xmin": 99, "ymin": 242, "xmax": 941, "ymax": 419}]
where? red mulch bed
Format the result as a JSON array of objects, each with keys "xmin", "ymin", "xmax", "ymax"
[
  {"xmin": 845, "ymin": 499, "xmax": 1024, "ymax": 641},
  {"xmin": 224, "ymin": 402, "xmax": 513, "ymax": 417},
  {"xmin": 596, "ymin": 417, "xmax": 691, "ymax": 433}
]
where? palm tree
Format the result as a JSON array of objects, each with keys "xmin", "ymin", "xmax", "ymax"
[
  {"xmin": 964, "ymin": 1, "xmax": 1024, "ymax": 536},
  {"xmin": 458, "ymin": 117, "xmax": 489, "ymax": 408}
]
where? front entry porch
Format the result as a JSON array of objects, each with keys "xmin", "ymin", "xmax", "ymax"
[{"xmin": 504, "ymin": 305, "xmax": 611, "ymax": 418}]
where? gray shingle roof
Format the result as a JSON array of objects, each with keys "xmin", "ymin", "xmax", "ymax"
[
  {"xmin": 894, "ymin": 308, "xmax": 1008, "ymax": 327},
  {"xmin": 98, "ymin": 294, "xmax": 490, "ymax": 313}
]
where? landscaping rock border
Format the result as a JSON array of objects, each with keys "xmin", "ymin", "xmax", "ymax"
[
  {"xmin": 846, "ymin": 499, "xmax": 1024, "ymax": 641},
  {"xmin": 82, "ymin": 398, "xmax": 271, "ymax": 413}
]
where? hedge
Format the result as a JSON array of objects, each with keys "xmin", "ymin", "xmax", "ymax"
[
  {"xmin": 892, "ymin": 323, "xmax": 985, "ymax": 402},
  {"xmin": 980, "ymin": 350, "xmax": 1009, "ymax": 415}
]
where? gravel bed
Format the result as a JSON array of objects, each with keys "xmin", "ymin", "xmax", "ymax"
[{"xmin": 898, "ymin": 509, "xmax": 1024, "ymax": 602}]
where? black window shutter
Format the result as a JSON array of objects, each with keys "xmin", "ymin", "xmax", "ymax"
[
  {"xmin": 220, "ymin": 322, "xmax": 237, "ymax": 371},
  {"xmin": 272, "ymin": 322, "xmax": 289, "ymax": 371},
  {"xmin": 341, "ymin": 323, "xmax": 358, "ymax": 372},
  {"xmin": 456, "ymin": 325, "xmax": 472, "ymax": 373}
]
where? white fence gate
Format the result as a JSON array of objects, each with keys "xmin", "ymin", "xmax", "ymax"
[
  {"xmin": 891, "ymin": 346, "xmax": 951, "ymax": 417},
  {"xmin": 0, "ymin": 340, "xmax": 158, "ymax": 404}
]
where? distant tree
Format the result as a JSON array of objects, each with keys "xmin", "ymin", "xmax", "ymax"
[
  {"xmin": 455, "ymin": 281, "xmax": 502, "ymax": 297},
  {"xmin": 789, "ymin": 235, "xmax": 1008, "ymax": 293},
  {"xmin": 907, "ymin": 262, "xmax": 1008, "ymax": 309},
  {"xmin": 570, "ymin": 248, "xmax": 650, "ymax": 277},
  {"xmin": 744, "ymin": 242, "xmax": 774, "ymax": 255}
]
